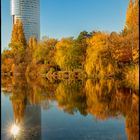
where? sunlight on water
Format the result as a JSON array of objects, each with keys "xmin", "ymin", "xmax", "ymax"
[
  {"xmin": 1, "ymin": 76, "xmax": 139, "ymax": 140},
  {"xmin": 10, "ymin": 124, "xmax": 20, "ymax": 137}
]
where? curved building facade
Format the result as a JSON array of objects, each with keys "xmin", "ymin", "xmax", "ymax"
[{"xmin": 11, "ymin": 0, "xmax": 40, "ymax": 41}]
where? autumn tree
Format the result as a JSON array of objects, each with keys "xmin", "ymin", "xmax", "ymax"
[
  {"xmin": 33, "ymin": 38, "xmax": 57, "ymax": 65},
  {"xmin": 25, "ymin": 37, "xmax": 37, "ymax": 64},
  {"xmin": 132, "ymin": 0, "xmax": 139, "ymax": 64},
  {"xmin": 1, "ymin": 49, "xmax": 14, "ymax": 73},
  {"xmin": 109, "ymin": 32, "xmax": 132, "ymax": 64},
  {"xmin": 9, "ymin": 19, "xmax": 27, "ymax": 65},
  {"xmin": 54, "ymin": 37, "xmax": 87, "ymax": 71},
  {"xmin": 85, "ymin": 32, "xmax": 115, "ymax": 77},
  {"xmin": 125, "ymin": 0, "xmax": 134, "ymax": 31},
  {"xmin": 54, "ymin": 37, "xmax": 74, "ymax": 70},
  {"xmin": 1, "ymin": 49, "xmax": 14, "ymax": 64},
  {"xmin": 75, "ymin": 31, "xmax": 92, "ymax": 68},
  {"xmin": 124, "ymin": 0, "xmax": 139, "ymax": 64},
  {"xmin": 9, "ymin": 19, "xmax": 26, "ymax": 53}
]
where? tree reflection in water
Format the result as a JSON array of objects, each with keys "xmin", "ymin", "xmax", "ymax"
[{"xmin": 1, "ymin": 75, "xmax": 139, "ymax": 140}]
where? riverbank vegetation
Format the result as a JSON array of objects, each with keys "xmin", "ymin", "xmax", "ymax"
[{"xmin": 1, "ymin": 0, "xmax": 139, "ymax": 82}]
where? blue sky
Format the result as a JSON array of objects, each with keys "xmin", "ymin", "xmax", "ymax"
[{"xmin": 2, "ymin": 0, "xmax": 129, "ymax": 51}]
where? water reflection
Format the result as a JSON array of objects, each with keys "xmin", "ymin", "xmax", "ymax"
[
  {"xmin": 1, "ymin": 75, "xmax": 139, "ymax": 140},
  {"xmin": 2, "ymin": 76, "xmax": 41, "ymax": 140},
  {"xmin": 55, "ymin": 80, "xmax": 87, "ymax": 115}
]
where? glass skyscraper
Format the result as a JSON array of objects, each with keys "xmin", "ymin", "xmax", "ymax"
[{"xmin": 11, "ymin": 0, "xmax": 40, "ymax": 41}]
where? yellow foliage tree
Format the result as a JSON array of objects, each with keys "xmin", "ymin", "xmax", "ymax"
[
  {"xmin": 85, "ymin": 32, "xmax": 112, "ymax": 76},
  {"xmin": 125, "ymin": 0, "xmax": 134, "ymax": 31},
  {"xmin": 124, "ymin": 0, "xmax": 139, "ymax": 64},
  {"xmin": 9, "ymin": 19, "xmax": 26, "ymax": 55},
  {"xmin": 54, "ymin": 38, "xmax": 74, "ymax": 70},
  {"xmin": 28, "ymin": 37, "xmax": 37, "ymax": 50},
  {"xmin": 11, "ymin": 19, "xmax": 26, "ymax": 45}
]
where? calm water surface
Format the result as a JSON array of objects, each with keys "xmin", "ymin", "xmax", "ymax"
[{"xmin": 1, "ymin": 76, "xmax": 139, "ymax": 140}]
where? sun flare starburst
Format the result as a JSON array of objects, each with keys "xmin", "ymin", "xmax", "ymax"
[{"xmin": 10, "ymin": 124, "xmax": 20, "ymax": 136}]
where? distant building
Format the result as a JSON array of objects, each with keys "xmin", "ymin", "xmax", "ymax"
[
  {"xmin": 24, "ymin": 101, "xmax": 41, "ymax": 140},
  {"xmin": 10, "ymin": 0, "xmax": 40, "ymax": 41}
]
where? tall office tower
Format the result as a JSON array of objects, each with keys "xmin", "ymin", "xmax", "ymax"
[{"xmin": 10, "ymin": 0, "xmax": 40, "ymax": 41}]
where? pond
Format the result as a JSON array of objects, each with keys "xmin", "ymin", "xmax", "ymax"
[{"xmin": 1, "ymin": 76, "xmax": 139, "ymax": 140}]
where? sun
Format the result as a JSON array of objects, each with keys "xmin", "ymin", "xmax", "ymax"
[{"xmin": 10, "ymin": 124, "xmax": 20, "ymax": 137}]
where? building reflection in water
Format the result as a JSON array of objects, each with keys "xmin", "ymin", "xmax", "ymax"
[
  {"xmin": 1, "ymin": 75, "xmax": 139, "ymax": 140},
  {"xmin": 24, "ymin": 101, "xmax": 41, "ymax": 140},
  {"xmin": 10, "ymin": 76, "xmax": 41, "ymax": 140}
]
